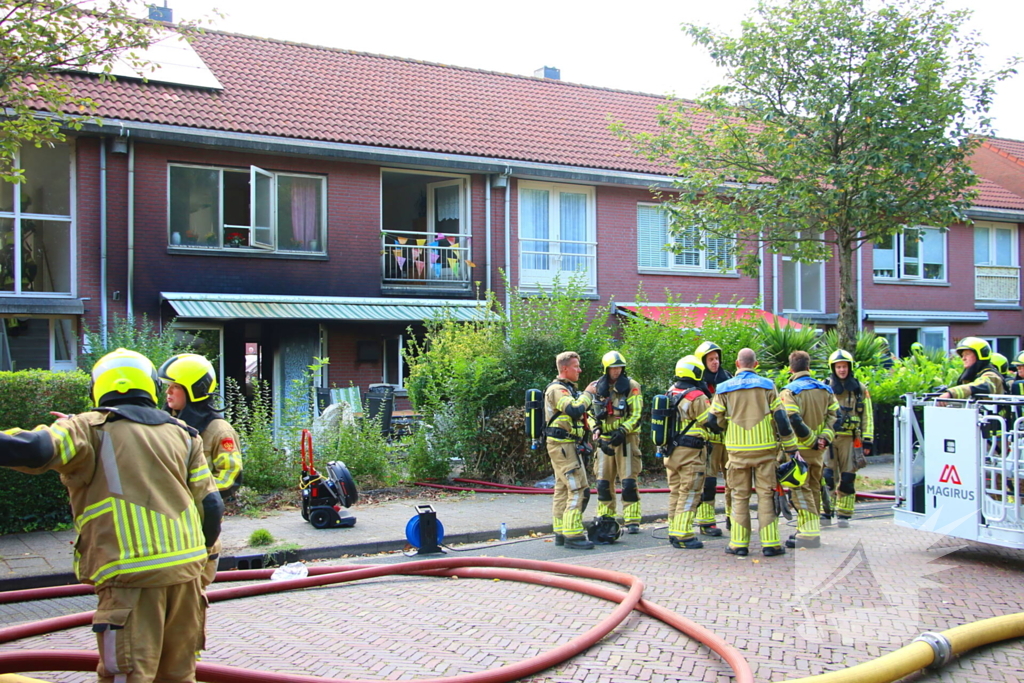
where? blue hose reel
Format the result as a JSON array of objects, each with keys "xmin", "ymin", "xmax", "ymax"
[{"xmin": 405, "ymin": 504, "xmax": 444, "ymax": 554}]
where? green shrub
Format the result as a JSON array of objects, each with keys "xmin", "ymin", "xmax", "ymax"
[
  {"xmin": 0, "ymin": 370, "xmax": 92, "ymax": 534},
  {"xmin": 317, "ymin": 413, "xmax": 398, "ymax": 490},
  {"xmin": 248, "ymin": 528, "xmax": 274, "ymax": 547},
  {"xmin": 404, "ymin": 424, "xmax": 451, "ymax": 482},
  {"xmin": 223, "ymin": 377, "xmax": 296, "ymax": 494},
  {"xmin": 80, "ymin": 313, "xmax": 195, "ymax": 371},
  {"xmin": 820, "ymin": 329, "xmax": 886, "ymax": 368},
  {"xmin": 754, "ymin": 317, "xmax": 823, "ymax": 370}
]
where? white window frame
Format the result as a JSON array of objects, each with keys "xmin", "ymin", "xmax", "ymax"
[
  {"xmin": 874, "ymin": 326, "xmax": 949, "ymax": 355},
  {"xmin": 167, "ymin": 163, "xmax": 327, "ymax": 254},
  {"xmin": 50, "ymin": 317, "xmax": 77, "ymax": 371},
  {"xmin": 920, "ymin": 327, "xmax": 949, "ymax": 354},
  {"xmin": 873, "ymin": 227, "xmax": 947, "ymax": 282},
  {"xmin": 518, "ymin": 181, "xmax": 597, "ymax": 291},
  {"xmin": 0, "ymin": 142, "xmax": 76, "ymax": 297},
  {"xmin": 383, "ymin": 333, "xmax": 407, "ymax": 390},
  {"xmin": 974, "ymin": 221, "xmax": 1018, "ymax": 267},
  {"xmin": 981, "ymin": 336, "xmax": 1019, "ymax": 360},
  {"xmin": 636, "ymin": 203, "xmax": 734, "ymax": 274},
  {"xmin": 782, "ymin": 232, "xmax": 825, "ymax": 313}
]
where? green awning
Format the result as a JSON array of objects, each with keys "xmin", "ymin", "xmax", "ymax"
[{"xmin": 162, "ymin": 292, "xmax": 490, "ymax": 323}]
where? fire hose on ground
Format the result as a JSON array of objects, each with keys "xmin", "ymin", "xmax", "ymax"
[{"xmin": 1, "ymin": 557, "xmax": 1021, "ymax": 683}]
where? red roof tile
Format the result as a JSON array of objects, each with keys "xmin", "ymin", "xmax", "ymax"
[
  {"xmin": 57, "ymin": 31, "xmax": 690, "ymax": 174},
  {"xmin": 983, "ymin": 137, "xmax": 1024, "ymax": 164},
  {"xmin": 974, "ymin": 177, "xmax": 1024, "ymax": 211}
]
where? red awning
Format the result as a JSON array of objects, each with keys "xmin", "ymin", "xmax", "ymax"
[{"xmin": 617, "ymin": 305, "xmax": 803, "ymax": 330}]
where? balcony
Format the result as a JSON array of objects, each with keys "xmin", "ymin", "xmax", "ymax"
[
  {"xmin": 975, "ymin": 265, "xmax": 1020, "ymax": 303},
  {"xmin": 381, "ymin": 231, "xmax": 472, "ymax": 295}
]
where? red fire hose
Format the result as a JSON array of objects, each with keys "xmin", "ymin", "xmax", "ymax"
[{"xmin": 0, "ymin": 557, "xmax": 754, "ymax": 683}]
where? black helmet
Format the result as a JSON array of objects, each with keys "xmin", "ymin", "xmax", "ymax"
[{"xmin": 587, "ymin": 516, "xmax": 622, "ymax": 544}]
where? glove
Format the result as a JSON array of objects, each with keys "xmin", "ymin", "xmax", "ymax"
[
  {"xmin": 861, "ymin": 441, "xmax": 874, "ymax": 457},
  {"xmin": 608, "ymin": 428, "xmax": 626, "ymax": 447}
]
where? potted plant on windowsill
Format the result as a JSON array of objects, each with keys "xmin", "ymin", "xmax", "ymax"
[{"xmin": 225, "ymin": 229, "xmax": 249, "ymax": 248}]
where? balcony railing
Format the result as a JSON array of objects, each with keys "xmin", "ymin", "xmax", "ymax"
[
  {"xmin": 975, "ymin": 265, "xmax": 1020, "ymax": 302},
  {"xmin": 381, "ymin": 231, "xmax": 471, "ymax": 290}
]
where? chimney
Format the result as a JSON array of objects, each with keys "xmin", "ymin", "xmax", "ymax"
[
  {"xmin": 148, "ymin": 2, "xmax": 173, "ymax": 23},
  {"xmin": 534, "ymin": 66, "xmax": 560, "ymax": 80}
]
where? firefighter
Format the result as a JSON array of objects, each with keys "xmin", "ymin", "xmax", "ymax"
[
  {"xmin": 664, "ymin": 355, "xmax": 711, "ymax": 549},
  {"xmin": 159, "ymin": 352, "xmax": 243, "ymax": 587},
  {"xmin": 545, "ymin": 351, "xmax": 596, "ymax": 550},
  {"xmin": 779, "ymin": 350, "xmax": 839, "ymax": 549},
  {"xmin": 1010, "ymin": 351, "xmax": 1024, "ymax": 396},
  {"xmin": 693, "ymin": 340, "xmax": 732, "ymax": 536},
  {"xmin": 706, "ymin": 348, "xmax": 799, "ymax": 557},
  {"xmin": 937, "ymin": 337, "xmax": 1005, "ymax": 400},
  {"xmin": 991, "ymin": 352, "xmax": 1013, "ymax": 387},
  {"xmin": 877, "ymin": 337, "xmax": 897, "ymax": 369},
  {"xmin": 825, "ymin": 349, "xmax": 874, "ymax": 528},
  {"xmin": 0, "ymin": 348, "xmax": 222, "ymax": 683},
  {"xmin": 590, "ymin": 350, "xmax": 644, "ymax": 534}
]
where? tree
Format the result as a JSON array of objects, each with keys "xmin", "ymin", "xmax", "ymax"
[
  {"xmin": 617, "ymin": 0, "xmax": 1018, "ymax": 351},
  {"xmin": 0, "ymin": 1, "xmax": 202, "ymax": 182}
]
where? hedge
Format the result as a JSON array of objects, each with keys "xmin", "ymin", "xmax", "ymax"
[{"xmin": 0, "ymin": 370, "xmax": 93, "ymax": 534}]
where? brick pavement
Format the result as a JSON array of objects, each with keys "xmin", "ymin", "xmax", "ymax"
[{"xmin": 2, "ymin": 510, "xmax": 1022, "ymax": 683}]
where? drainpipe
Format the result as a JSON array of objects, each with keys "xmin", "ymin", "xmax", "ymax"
[
  {"xmin": 127, "ymin": 138, "xmax": 135, "ymax": 316},
  {"xmin": 485, "ymin": 175, "xmax": 492, "ymax": 295},
  {"xmin": 772, "ymin": 253, "xmax": 779, "ymax": 315},
  {"xmin": 100, "ymin": 139, "xmax": 108, "ymax": 346},
  {"xmin": 857, "ymin": 233, "xmax": 863, "ymax": 331},
  {"xmin": 503, "ymin": 170, "xmax": 511, "ymax": 317},
  {"xmin": 758, "ymin": 233, "xmax": 765, "ymax": 311}
]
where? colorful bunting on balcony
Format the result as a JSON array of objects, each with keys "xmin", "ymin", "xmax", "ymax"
[
  {"xmin": 430, "ymin": 252, "xmax": 440, "ymax": 264},
  {"xmin": 392, "ymin": 248, "xmax": 403, "ymax": 258},
  {"xmin": 466, "ymin": 260, "xmax": 476, "ymax": 268},
  {"xmin": 396, "ymin": 236, "xmax": 408, "ymax": 245},
  {"xmin": 415, "ymin": 260, "xmax": 425, "ymax": 276},
  {"xmin": 396, "ymin": 255, "xmax": 406, "ymax": 270},
  {"xmin": 448, "ymin": 258, "xmax": 458, "ymax": 275},
  {"xmin": 412, "ymin": 248, "xmax": 422, "ymax": 260},
  {"xmin": 417, "ymin": 239, "xmax": 426, "ymax": 246}
]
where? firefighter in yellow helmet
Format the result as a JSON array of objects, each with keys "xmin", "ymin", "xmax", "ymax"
[
  {"xmin": 663, "ymin": 355, "xmax": 711, "ymax": 549},
  {"xmin": 0, "ymin": 348, "xmax": 222, "ymax": 682},
  {"xmin": 590, "ymin": 350, "xmax": 644, "ymax": 534},
  {"xmin": 937, "ymin": 337, "xmax": 1005, "ymax": 401},
  {"xmin": 545, "ymin": 351, "xmax": 597, "ymax": 549},
  {"xmin": 825, "ymin": 349, "xmax": 874, "ymax": 528},
  {"xmin": 159, "ymin": 353, "xmax": 243, "ymax": 587},
  {"xmin": 693, "ymin": 340, "xmax": 732, "ymax": 536},
  {"xmin": 779, "ymin": 350, "xmax": 839, "ymax": 549},
  {"xmin": 705, "ymin": 347, "xmax": 798, "ymax": 557},
  {"xmin": 1010, "ymin": 351, "xmax": 1024, "ymax": 396}
]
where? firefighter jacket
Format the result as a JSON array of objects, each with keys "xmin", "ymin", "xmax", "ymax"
[
  {"xmin": 544, "ymin": 379, "xmax": 595, "ymax": 443},
  {"xmin": 202, "ymin": 418, "xmax": 243, "ymax": 495},
  {"xmin": 700, "ymin": 368, "xmax": 732, "ymax": 446},
  {"xmin": 829, "ymin": 378, "xmax": 875, "ymax": 441},
  {"xmin": 0, "ymin": 407, "xmax": 219, "ymax": 588},
  {"xmin": 592, "ymin": 375, "xmax": 643, "ymax": 435},
  {"xmin": 667, "ymin": 383, "xmax": 710, "ymax": 445},
  {"xmin": 708, "ymin": 369, "xmax": 797, "ymax": 462},
  {"xmin": 779, "ymin": 371, "xmax": 839, "ymax": 450},
  {"xmin": 1011, "ymin": 378, "xmax": 1024, "ymax": 396},
  {"xmin": 947, "ymin": 367, "xmax": 1005, "ymax": 400}
]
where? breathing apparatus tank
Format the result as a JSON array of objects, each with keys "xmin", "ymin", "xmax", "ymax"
[
  {"xmin": 650, "ymin": 393, "xmax": 671, "ymax": 451},
  {"xmin": 525, "ymin": 388, "xmax": 545, "ymax": 450}
]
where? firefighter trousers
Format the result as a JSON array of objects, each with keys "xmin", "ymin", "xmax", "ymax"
[
  {"xmin": 547, "ymin": 441, "xmax": 590, "ymax": 539},
  {"xmin": 726, "ymin": 454, "xmax": 780, "ymax": 549},
  {"xmin": 790, "ymin": 448, "xmax": 824, "ymax": 539},
  {"xmin": 665, "ymin": 445, "xmax": 705, "ymax": 540},
  {"xmin": 593, "ymin": 432, "xmax": 642, "ymax": 523},
  {"xmin": 829, "ymin": 434, "xmax": 859, "ymax": 519},
  {"xmin": 93, "ymin": 577, "xmax": 206, "ymax": 683}
]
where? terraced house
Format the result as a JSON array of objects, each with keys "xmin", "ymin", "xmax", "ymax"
[{"xmin": 3, "ymin": 24, "xmax": 1023, "ymax": 420}]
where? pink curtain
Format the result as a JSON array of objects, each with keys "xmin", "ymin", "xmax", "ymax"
[{"xmin": 291, "ymin": 179, "xmax": 318, "ymax": 248}]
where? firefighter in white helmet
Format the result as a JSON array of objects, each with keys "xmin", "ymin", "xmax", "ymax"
[{"xmin": 0, "ymin": 348, "xmax": 221, "ymax": 682}]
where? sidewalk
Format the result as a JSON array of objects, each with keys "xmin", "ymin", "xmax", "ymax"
[{"xmin": 0, "ymin": 458, "xmax": 895, "ymax": 592}]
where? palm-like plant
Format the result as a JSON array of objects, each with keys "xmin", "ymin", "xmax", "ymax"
[
  {"xmin": 754, "ymin": 318, "xmax": 822, "ymax": 370},
  {"xmin": 820, "ymin": 329, "xmax": 886, "ymax": 367}
]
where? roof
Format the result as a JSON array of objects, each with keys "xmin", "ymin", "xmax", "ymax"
[
  {"xmin": 60, "ymin": 31, "xmax": 688, "ymax": 175},
  {"xmin": 974, "ymin": 177, "xmax": 1024, "ymax": 211},
  {"xmin": 161, "ymin": 292, "xmax": 491, "ymax": 323},
  {"xmin": 616, "ymin": 305, "xmax": 803, "ymax": 330},
  {"xmin": 982, "ymin": 138, "xmax": 1024, "ymax": 163}
]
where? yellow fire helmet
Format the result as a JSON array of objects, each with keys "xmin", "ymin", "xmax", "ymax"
[
  {"xmin": 91, "ymin": 348, "xmax": 160, "ymax": 407},
  {"xmin": 828, "ymin": 349, "xmax": 855, "ymax": 371},
  {"xmin": 601, "ymin": 350, "xmax": 627, "ymax": 373},
  {"xmin": 955, "ymin": 336, "xmax": 992, "ymax": 362},
  {"xmin": 694, "ymin": 341, "xmax": 722, "ymax": 364},
  {"xmin": 158, "ymin": 353, "xmax": 218, "ymax": 403},
  {"xmin": 777, "ymin": 457, "xmax": 809, "ymax": 489},
  {"xmin": 991, "ymin": 352, "xmax": 1009, "ymax": 375},
  {"xmin": 674, "ymin": 354, "xmax": 705, "ymax": 382}
]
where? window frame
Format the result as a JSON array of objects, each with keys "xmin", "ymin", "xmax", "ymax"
[
  {"xmin": 0, "ymin": 142, "xmax": 77, "ymax": 297},
  {"xmin": 167, "ymin": 162, "xmax": 327, "ymax": 255},
  {"xmin": 518, "ymin": 180, "xmax": 597, "ymax": 291},
  {"xmin": 981, "ymin": 336, "xmax": 1019, "ymax": 360},
  {"xmin": 634, "ymin": 202, "xmax": 733, "ymax": 274},
  {"xmin": 974, "ymin": 220, "xmax": 1018, "ymax": 267},
  {"xmin": 875, "ymin": 326, "xmax": 949, "ymax": 356},
  {"xmin": 873, "ymin": 227, "xmax": 947, "ymax": 282},
  {"xmin": 781, "ymin": 232, "xmax": 825, "ymax": 313}
]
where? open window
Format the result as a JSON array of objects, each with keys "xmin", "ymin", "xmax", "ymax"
[{"xmin": 169, "ymin": 163, "xmax": 325, "ymax": 254}]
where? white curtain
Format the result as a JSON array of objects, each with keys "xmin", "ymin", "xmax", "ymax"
[
  {"xmin": 559, "ymin": 192, "xmax": 587, "ymax": 272},
  {"xmin": 521, "ymin": 189, "xmax": 550, "ymax": 270}
]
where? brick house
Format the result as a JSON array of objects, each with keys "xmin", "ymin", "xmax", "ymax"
[{"xmin": 2, "ymin": 28, "xmax": 1022, "ymax": 418}]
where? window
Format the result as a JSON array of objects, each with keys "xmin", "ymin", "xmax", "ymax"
[
  {"xmin": 982, "ymin": 336, "xmax": 1019, "ymax": 360},
  {"xmin": 519, "ymin": 181, "xmax": 596, "ymax": 290},
  {"xmin": 0, "ymin": 143, "xmax": 74, "ymax": 295},
  {"xmin": 974, "ymin": 221, "xmax": 1017, "ymax": 267},
  {"xmin": 0, "ymin": 317, "xmax": 77, "ymax": 371},
  {"xmin": 873, "ymin": 227, "xmax": 945, "ymax": 281},
  {"xmin": 782, "ymin": 233, "xmax": 824, "ymax": 312},
  {"xmin": 875, "ymin": 326, "xmax": 948, "ymax": 357},
  {"xmin": 637, "ymin": 204, "xmax": 733, "ymax": 273},
  {"xmin": 169, "ymin": 164, "xmax": 325, "ymax": 253},
  {"xmin": 381, "ymin": 170, "xmax": 470, "ymax": 288},
  {"xmin": 383, "ymin": 334, "xmax": 408, "ymax": 389}
]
